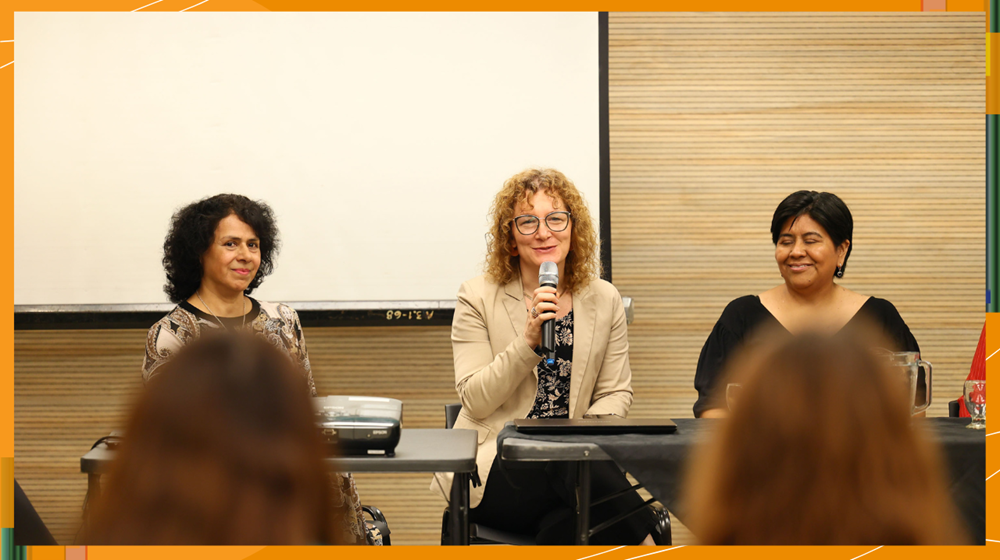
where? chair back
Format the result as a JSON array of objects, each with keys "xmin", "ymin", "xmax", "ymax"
[{"xmin": 445, "ymin": 403, "xmax": 462, "ymax": 429}]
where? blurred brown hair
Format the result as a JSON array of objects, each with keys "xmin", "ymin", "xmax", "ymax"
[
  {"xmin": 89, "ymin": 333, "xmax": 343, "ymax": 544},
  {"xmin": 683, "ymin": 327, "xmax": 966, "ymax": 545}
]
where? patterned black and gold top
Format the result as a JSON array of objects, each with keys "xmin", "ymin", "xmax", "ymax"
[
  {"xmin": 527, "ymin": 310, "xmax": 574, "ymax": 419},
  {"xmin": 142, "ymin": 297, "xmax": 373, "ymax": 545},
  {"xmin": 143, "ymin": 297, "xmax": 316, "ymax": 396}
]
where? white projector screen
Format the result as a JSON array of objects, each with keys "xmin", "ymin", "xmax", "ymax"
[{"xmin": 14, "ymin": 12, "xmax": 600, "ymax": 306}]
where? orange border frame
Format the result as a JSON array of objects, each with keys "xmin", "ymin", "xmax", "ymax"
[{"xmin": 2, "ymin": 1, "xmax": 993, "ymax": 558}]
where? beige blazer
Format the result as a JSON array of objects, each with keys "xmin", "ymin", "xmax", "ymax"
[{"xmin": 432, "ymin": 272, "xmax": 633, "ymax": 508}]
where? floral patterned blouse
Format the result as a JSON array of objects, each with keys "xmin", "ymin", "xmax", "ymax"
[
  {"xmin": 527, "ymin": 310, "xmax": 574, "ymax": 419},
  {"xmin": 143, "ymin": 298, "xmax": 315, "ymax": 393},
  {"xmin": 142, "ymin": 297, "xmax": 372, "ymax": 545}
]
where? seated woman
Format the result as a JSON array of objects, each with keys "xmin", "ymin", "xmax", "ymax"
[
  {"xmin": 433, "ymin": 169, "xmax": 657, "ymax": 545},
  {"xmin": 683, "ymin": 330, "xmax": 965, "ymax": 544},
  {"xmin": 694, "ymin": 190, "xmax": 921, "ymax": 418},
  {"xmin": 142, "ymin": 194, "xmax": 369, "ymax": 545},
  {"xmin": 91, "ymin": 334, "xmax": 348, "ymax": 544}
]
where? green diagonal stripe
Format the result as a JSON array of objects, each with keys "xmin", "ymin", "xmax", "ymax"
[
  {"xmin": 0, "ymin": 528, "xmax": 13, "ymax": 560},
  {"xmin": 990, "ymin": 115, "xmax": 999, "ymax": 312}
]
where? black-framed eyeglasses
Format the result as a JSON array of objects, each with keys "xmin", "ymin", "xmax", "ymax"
[{"xmin": 512, "ymin": 211, "xmax": 572, "ymax": 236}]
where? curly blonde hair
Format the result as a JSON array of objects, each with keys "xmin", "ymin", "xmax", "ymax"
[{"xmin": 484, "ymin": 168, "xmax": 601, "ymax": 292}]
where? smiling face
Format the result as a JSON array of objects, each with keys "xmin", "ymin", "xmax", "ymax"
[
  {"xmin": 199, "ymin": 213, "xmax": 262, "ymax": 298},
  {"xmin": 511, "ymin": 190, "xmax": 573, "ymax": 273},
  {"xmin": 775, "ymin": 214, "xmax": 849, "ymax": 293}
]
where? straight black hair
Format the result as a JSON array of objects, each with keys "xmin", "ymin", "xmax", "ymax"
[{"xmin": 770, "ymin": 191, "xmax": 853, "ymax": 278}]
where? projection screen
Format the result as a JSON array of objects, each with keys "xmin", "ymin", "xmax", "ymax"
[{"xmin": 14, "ymin": 12, "xmax": 600, "ymax": 307}]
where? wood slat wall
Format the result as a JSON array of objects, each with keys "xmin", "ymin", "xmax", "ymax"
[
  {"xmin": 14, "ymin": 327, "xmax": 457, "ymax": 546},
  {"xmin": 14, "ymin": 13, "xmax": 984, "ymax": 547},
  {"xmin": 607, "ymin": 13, "xmax": 984, "ymax": 543},
  {"xmin": 609, "ymin": 12, "xmax": 983, "ymax": 421}
]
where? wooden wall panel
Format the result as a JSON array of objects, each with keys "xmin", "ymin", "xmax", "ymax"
[
  {"xmin": 14, "ymin": 327, "xmax": 455, "ymax": 546},
  {"xmin": 609, "ymin": 12, "xmax": 983, "ymax": 421},
  {"xmin": 15, "ymin": 330, "xmax": 145, "ymax": 545},
  {"xmin": 609, "ymin": 12, "xmax": 984, "ymax": 543},
  {"xmin": 14, "ymin": 13, "xmax": 984, "ymax": 547}
]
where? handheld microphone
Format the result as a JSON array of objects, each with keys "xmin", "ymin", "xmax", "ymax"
[{"xmin": 538, "ymin": 261, "xmax": 558, "ymax": 365}]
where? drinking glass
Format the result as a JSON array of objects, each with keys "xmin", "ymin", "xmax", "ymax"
[
  {"xmin": 963, "ymin": 380, "xmax": 986, "ymax": 430},
  {"xmin": 726, "ymin": 383, "xmax": 743, "ymax": 412}
]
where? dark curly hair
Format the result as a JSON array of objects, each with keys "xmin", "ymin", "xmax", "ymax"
[{"xmin": 162, "ymin": 194, "xmax": 280, "ymax": 303}]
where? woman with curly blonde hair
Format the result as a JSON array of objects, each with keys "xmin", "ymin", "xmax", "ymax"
[
  {"xmin": 483, "ymin": 168, "xmax": 601, "ymax": 293},
  {"xmin": 433, "ymin": 168, "xmax": 658, "ymax": 545}
]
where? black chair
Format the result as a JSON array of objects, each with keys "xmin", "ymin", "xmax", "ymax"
[
  {"xmin": 441, "ymin": 403, "xmax": 535, "ymax": 545},
  {"xmin": 362, "ymin": 505, "xmax": 391, "ymax": 545},
  {"xmin": 948, "ymin": 399, "xmax": 960, "ymax": 418},
  {"xmin": 441, "ymin": 403, "xmax": 671, "ymax": 545}
]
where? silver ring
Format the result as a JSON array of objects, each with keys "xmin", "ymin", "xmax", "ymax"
[{"xmin": 531, "ymin": 307, "xmax": 539, "ymax": 319}]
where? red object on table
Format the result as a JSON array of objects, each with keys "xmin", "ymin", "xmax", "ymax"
[{"xmin": 959, "ymin": 325, "xmax": 986, "ymax": 418}]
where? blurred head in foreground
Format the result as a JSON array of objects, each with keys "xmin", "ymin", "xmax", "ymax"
[
  {"xmin": 90, "ymin": 333, "xmax": 341, "ymax": 545},
  {"xmin": 683, "ymin": 328, "xmax": 965, "ymax": 545}
]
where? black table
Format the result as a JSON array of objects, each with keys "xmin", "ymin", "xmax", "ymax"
[
  {"xmin": 81, "ymin": 428, "xmax": 479, "ymax": 545},
  {"xmin": 498, "ymin": 417, "xmax": 985, "ymax": 544}
]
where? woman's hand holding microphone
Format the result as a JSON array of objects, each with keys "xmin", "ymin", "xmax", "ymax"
[{"xmin": 524, "ymin": 286, "xmax": 559, "ymax": 350}]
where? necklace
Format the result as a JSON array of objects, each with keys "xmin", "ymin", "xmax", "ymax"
[{"xmin": 196, "ymin": 291, "xmax": 247, "ymax": 331}]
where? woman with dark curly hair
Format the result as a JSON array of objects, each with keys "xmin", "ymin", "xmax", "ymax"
[
  {"xmin": 142, "ymin": 194, "xmax": 372, "ymax": 545},
  {"xmin": 432, "ymin": 169, "xmax": 659, "ymax": 545}
]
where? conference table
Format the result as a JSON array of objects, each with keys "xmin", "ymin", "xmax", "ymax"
[
  {"xmin": 498, "ymin": 417, "xmax": 985, "ymax": 545},
  {"xmin": 80, "ymin": 428, "xmax": 479, "ymax": 545}
]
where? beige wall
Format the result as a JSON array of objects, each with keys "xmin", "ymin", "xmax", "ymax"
[{"xmin": 15, "ymin": 12, "xmax": 984, "ymax": 546}]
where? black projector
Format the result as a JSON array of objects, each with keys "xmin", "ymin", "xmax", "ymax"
[{"xmin": 313, "ymin": 396, "xmax": 403, "ymax": 456}]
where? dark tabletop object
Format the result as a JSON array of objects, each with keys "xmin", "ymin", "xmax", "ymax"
[
  {"xmin": 82, "ymin": 428, "xmax": 477, "ymax": 475},
  {"xmin": 497, "ymin": 417, "xmax": 984, "ymax": 544}
]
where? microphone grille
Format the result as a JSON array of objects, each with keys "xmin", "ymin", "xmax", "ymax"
[{"xmin": 539, "ymin": 261, "xmax": 559, "ymax": 285}]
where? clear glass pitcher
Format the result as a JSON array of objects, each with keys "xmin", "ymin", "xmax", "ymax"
[{"xmin": 886, "ymin": 351, "xmax": 933, "ymax": 415}]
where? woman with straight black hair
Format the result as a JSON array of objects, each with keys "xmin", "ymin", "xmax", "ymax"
[{"xmin": 693, "ymin": 190, "xmax": 922, "ymax": 418}]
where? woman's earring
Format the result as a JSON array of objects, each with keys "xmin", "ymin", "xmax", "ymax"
[{"xmin": 835, "ymin": 265, "xmax": 844, "ymax": 278}]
